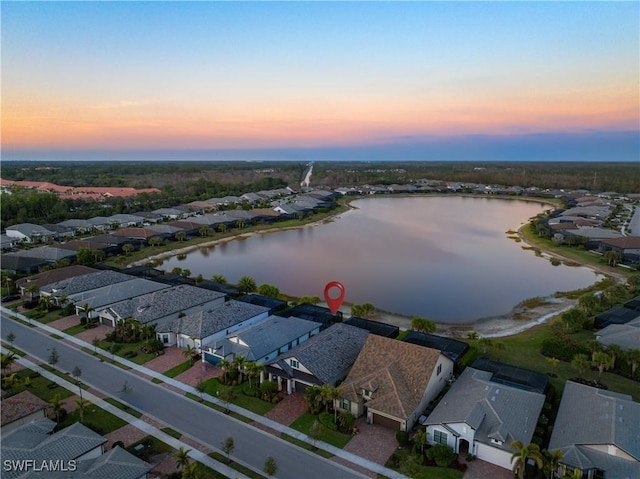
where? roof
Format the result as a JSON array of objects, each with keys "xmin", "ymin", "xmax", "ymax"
[
  {"xmin": 40, "ymin": 270, "xmax": 133, "ymax": 297},
  {"xmin": 110, "ymin": 228, "xmax": 161, "ymax": 239},
  {"xmin": 600, "ymin": 237, "xmax": 640, "ymax": 249},
  {"xmin": 2, "ymin": 421, "xmax": 107, "ymax": 479},
  {"xmin": 549, "ymin": 381, "xmax": 640, "ymax": 478},
  {"xmin": 267, "ymin": 323, "xmax": 369, "ymax": 385},
  {"xmin": 25, "ymin": 446, "xmax": 152, "ymax": 479},
  {"xmin": 238, "ymin": 294, "xmax": 288, "ymax": 312},
  {"xmin": 471, "ymin": 358, "xmax": 549, "ymax": 393},
  {"xmin": 596, "ymin": 317, "xmax": 640, "ymax": 351},
  {"xmin": 208, "ymin": 315, "xmax": 320, "ymax": 362},
  {"xmin": 57, "ymin": 240, "xmax": 112, "ymax": 252},
  {"xmin": 67, "ymin": 278, "xmax": 170, "ymax": 310},
  {"xmin": 425, "ymin": 368, "xmax": 545, "ymax": 452},
  {"xmin": 1, "ymin": 391, "xmax": 49, "ymax": 426},
  {"xmin": 103, "ymin": 284, "xmax": 225, "ymax": 324},
  {"xmin": 341, "ymin": 335, "xmax": 444, "ymax": 421},
  {"xmin": 402, "ymin": 332, "xmax": 469, "ymax": 363},
  {"xmin": 15, "ymin": 265, "xmax": 97, "ymax": 290},
  {"xmin": 276, "ymin": 303, "xmax": 341, "ymax": 327},
  {"xmin": 0, "ymin": 255, "xmax": 49, "ymax": 273},
  {"xmin": 15, "ymin": 247, "xmax": 77, "ymax": 262},
  {"xmin": 595, "ymin": 306, "xmax": 640, "ymax": 328},
  {"xmin": 6, "ymin": 224, "xmax": 55, "ymax": 236},
  {"xmin": 344, "ymin": 316, "xmax": 400, "ymax": 338},
  {"xmin": 156, "ymin": 300, "xmax": 270, "ymax": 339}
]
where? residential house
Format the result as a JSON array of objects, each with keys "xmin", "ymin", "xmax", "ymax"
[
  {"xmin": 424, "ymin": 367, "xmax": 545, "ymax": 470},
  {"xmin": 96, "ymin": 285, "xmax": 226, "ymax": 327},
  {"xmin": 107, "ymin": 214, "xmax": 146, "ymax": 229},
  {"xmin": 276, "ymin": 303, "xmax": 342, "ymax": 330},
  {"xmin": 152, "ymin": 207, "xmax": 187, "ymax": 220},
  {"xmin": 155, "ymin": 300, "xmax": 270, "ymax": 350},
  {"xmin": 548, "ymin": 381, "xmax": 640, "ymax": 479},
  {"xmin": 1, "ymin": 419, "xmax": 152, "ymax": 479},
  {"xmin": 42, "ymin": 224, "xmax": 75, "ymax": 241},
  {"xmin": 402, "ymin": 332, "xmax": 469, "ymax": 369},
  {"xmin": 5, "ymin": 224, "xmax": 56, "ymax": 244},
  {"xmin": 0, "ymin": 255, "xmax": 48, "ymax": 275},
  {"xmin": 344, "ymin": 316, "xmax": 399, "ymax": 338},
  {"xmin": 15, "ymin": 265, "xmax": 97, "ymax": 298},
  {"xmin": 599, "ymin": 237, "xmax": 640, "ymax": 265},
  {"xmin": 13, "ymin": 246, "xmax": 77, "ymax": 264},
  {"xmin": 595, "ymin": 317, "xmax": 640, "ymax": 351},
  {"xmin": 337, "ymin": 335, "xmax": 454, "ymax": 431},
  {"xmin": 39, "ymin": 270, "xmax": 133, "ymax": 304},
  {"xmin": 1, "ymin": 234, "xmax": 18, "ymax": 251},
  {"xmin": 266, "ymin": 323, "xmax": 369, "ymax": 394},
  {"xmin": 238, "ymin": 294, "xmax": 288, "ymax": 315},
  {"xmin": 203, "ymin": 315, "xmax": 320, "ymax": 365},
  {"xmin": 1, "ymin": 391, "xmax": 49, "ymax": 436},
  {"xmin": 595, "ymin": 299, "xmax": 640, "ymax": 328},
  {"xmin": 110, "ymin": 227, "xmax": 164, "ymax": 242},
  {"xmin": 85, "ymin": 217, "xmax": 112, "ymax": 232}
]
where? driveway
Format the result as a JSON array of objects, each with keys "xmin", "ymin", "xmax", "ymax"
[
  {"xmin": 264, "ymin": 392, "xmax": 307, "ymax": 426},
  {"xmin": 174, "ymin": 361, "xmax": 221, "ymax": 386},
  {"xmin": 343, "ymin": 418, "xmax": 398, "ymax": 465},
  {"xmin": 461, "ymin": 455, "xmax": 513, "ymax": 479},
  {"xmin": 143, "ymin": 346, "xmax": 186, "ymax": 373}
]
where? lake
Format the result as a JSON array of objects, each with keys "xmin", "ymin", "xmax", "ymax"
[{"xmin": 160, "ymin": 196, "xmax": 602, "ymax": 323}]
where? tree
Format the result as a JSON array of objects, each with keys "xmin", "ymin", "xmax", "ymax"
[
  {"xmin": 148, "ymin": 237, "xmax": 163, "ymax": 247},
  {"xmin": 92, "ymin": 337, "xmax": 100, "ymax": 355},
  {"xmin": 560, "ymin": 309, "xmax": 587, "ymax": 332},
  {"xmin": 627, "ymin": 273, "xmax": 640, "ymax": 292},
  {"xmin": 578, "ymin": 293, "xmax": 601, "ymax": 316},
  {"xmin": 175, "ymin": 231, "xmax": 186, "ymax": 242},
  {"xmin": 74, "ymin": 398, "xmax": 91, "ymax": 423},
  {"xmin": 478, "ymin": 337, "xmax": 494, "ymax": 354},
  {"xmin": 235, "ymin": 219, "xmax": 245, "ymax": 229},
  {"xmin": 25, "ymin": 284, "xmax": 39, "ymax": 301},
  {"xmin": 413, "ymin": 429, "xmax": 427, "ymax": 455},
  {"xmin": 195, "ymin": 379, "xmax": 207, "ymax": 401},
  {"xmin": 174, "ymin": 446, "xmax": 191, "ymax": 470},
  {"xmin": 92, "ymin": 249, "xmax": 105, "ymax": 263},
  {"xmin": 545, "ymin": 357, "xmax": 560, "ymax": 376},
  {"xmin": 183, "ymin": 344, "xmax": 199, "ymax": 366},
  {"xmin": 411, "ymin": 316, "xmax": 436, "ymax": 333},
  {"xmin": 122, "ymin": 243, "xmax": 134, "ymax": 255},
  {"xmin": 245, "ymin": 361, "xmax": 265, "ymax": 389},
  {"xmin": 212, "ymin": 274, "xmax": 227, "ymax": 284},
  {"xmin": 624, "ymin": 348, "xmax": 640, "ymax": 377},
  {"xmin": 233, "ymin": 355, "xmax": 247, "ymax": 383},
  {"xmin": 1, "ymin": 352, "xmax": 17, "ymax": 376},
  {"xmin": 605, "ymin": 343, "xmax": 622, "ymax": 370},
  {"xmin": 181, "ymin": 268, "xmax": 191, "ymax": 278},
  {"xmin": 603, "ymin": 250, "xmax": 622, "ymax": 267},
  {"xmin": 258, "ymin": 283, "xmax": 280, "ymax": 298},
  {"xmin": 47, "ymin": 347, "xmax": 59, "ymax": 368},
  {"xmin": 221, "ymin": 436, "xmax": 235, "ymax": 463},
  {"xmin": 592, "ymin": 351, "xmax": 613, "ymax": 380},
  {"xmin": 263, "ymin": 456, "xmax": 278, "ymax": 478},
  {"xmin": 237, "ymin": 276, "xmax": 257, "ymax": 294},
  {"xmin": 199, "ymin": 225, "xmax": 211, "ymax": 237},
  {"xmin": 326, "ymin": 386, "xmax": 341, "ymax": 423},
  {"xmin": 50, "ymin": 393, "xmax": 65, "ymax": 422},
  {"xmin": 76, "ymin": 247, "xmax": 94, "ymax": 265},
  {"xmin": 217, "ymin": 223, "xmax": 227, "ymax": 234},
  {"xmin": 510, "ymin": 441, "xmax": 544, "ymax": 479},
  {"xmin": 218, "ymin": 386, "xmax": 236, "ymax": 413},
  {"xmin": 310, "ymin": 420, "xmax": 322, "ymax": 449},
  {"xmin": 39, "ymin": 295, "xmax": 53, "ymax": 312},
  {"xmin": 426, "ymin": 443, "xmax": 457, "ymax": 467},
  {"xmin": 571, "ymin": 354, "xmax": 590, "ymax": 378},
  {"xmin": 181, "ymin": 462, "xmax": 202, "ymax": 479},
  {"xmin": 79, "ymin": 303, "xmax": 94, "ymax": 323},
  {"xmin": 72, "ymin": 366, "xmax": 83, "ymax": 399},
  {"xmin": 543, "ymin": 449, "xmax": 563, "ymax": 479}
]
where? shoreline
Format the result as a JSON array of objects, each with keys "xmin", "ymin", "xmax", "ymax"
[{"xmin": 129, "ymin": 193, "xmax": 616, "ymax": 338}]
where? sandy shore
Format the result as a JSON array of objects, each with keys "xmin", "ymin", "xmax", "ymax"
[{"xmin": 129, "ymin": 195, "xmax": 620, "ymax": 339}]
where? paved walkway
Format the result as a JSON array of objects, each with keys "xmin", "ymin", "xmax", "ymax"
[
  {"xmin": 2, "ymin": 307, "xmax": 407, "ymax": 479},
  {"xmin": 264, "ymin": 392, "xmax": 308, "ymax": 426}
]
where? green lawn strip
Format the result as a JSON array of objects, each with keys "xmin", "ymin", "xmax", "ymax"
[
  {"xmin": 152, "ymin": 377, "xmax": 163, "ymax": 384},
  {"xmin": 4, "ymin": 369, "xmax": 74, "ymax": 401},
  {"xmin": 208, "ymin": 452, "xmax": 263, "ymax": 479},
  {"xmin": 289, "ymin": 412, "xmax": 352, "ymax": 449},
  {"xmin": 26, "ymin": 309, "xmax": 67, "ymax": 324},
  {"xmin": 386, "ymin": 449, "xmax": 463, "ymax": 479},
  {"xmin": 468, "ymin": 321, "xmax": 640, "ymax": 401},
  {"xmin": 160, "ymin": 427, "xmax": 182, "ymax": 439},
  {"xmin": 163, "ymin": 360, "xmax": 192, "ymax": 378},
  {"xmin": 62, "ymin": 323, "xmax": 90, "ymax": 335},
  {"xmin": 6, "ymin": 316, "xmax": 34, "ymax": 327},
  {"xmin": 96, "ymin": 339, "xmax": 156, "ymax": 365},
  {"xmin": 50, "ymin": 333, "xmax": 63, "ymax": 339},
  {"xmin": 184, "ymin": 392, "xmax": 253, "ymax": 423},
  {"xmin": 201, "ymin": 377, "xmax": 275, "ymax": 415},
  {"xmin": 104, "ymin": 397, "xmax": 144, "ymax": 418},
  {"xmin": 3, "ymin": 344, "xmax": 26, "ymax": 356},
  {"xmin": 126, "ymin": 435, "xmax": 173, "ymax": 462},
  {"xmin": 280, "ymin": 433, "xmax": 334, "ymax": 458},
  {"xmin": 191, "ymin": 462, "xmax": 227, "ymax": 479},
  {"xmin": 57, "ymin": 404, "xmax": 127, "ymax": 434}
]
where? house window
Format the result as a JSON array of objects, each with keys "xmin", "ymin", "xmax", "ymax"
[
  {"xmin": 290, "ymin": 359, "xmax": 299, "ymax": 369},
  {"xmin": 362, "ymin": 389, "xmax": 372, "ymax": 398},
  {"xmin": 341, "ymin": 399, "xmax": 350, "ymax": 410},
  {"xmin": 433, "ymin": 430, "xmax": 448, "ymax": 445},
  {"xmin": 161, "ymin": 334, "xmax": 169, "ymax": 344},
  {"xmin": 437, "ymin": 364, "xmax": 442, "ymax": 376},
  {"xmin": 490, "ymin": 438, "xmax": 504, "ymax": 446}
]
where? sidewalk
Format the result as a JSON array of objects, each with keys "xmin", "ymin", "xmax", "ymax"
[
  {"xmin": 2, "ymin": 307, "xmax": 406, "ymax": 479},
  {"xmin": 0, "ymin": 347, "xmax": 253, "ymax": 479}
]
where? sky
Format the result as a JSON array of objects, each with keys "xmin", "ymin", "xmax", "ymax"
[{"xmin": 2, "ymin": 1, "xmax": 638, "ymax": 162}]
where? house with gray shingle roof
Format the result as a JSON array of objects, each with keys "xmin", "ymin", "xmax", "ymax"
[
  {"xmin": 424, "ymin": 367, "xmax": 545, "ymax": 470},
  {"xmin": 1, "ymin": 391, "xmax": 49, "ymax": 436},
  {"xmin": 154, "ymin": 299, "xmax": 270, "ymax": 351},
  {"xmin": 203, "ymin": 315, "xmax": 320, "ymax": 364},
  {"xmin": 97, "ymin": 285, "xmax": 226, "ymax": 327},
  {"xmin": 15, "ymin": 265, "xmax": 97, "ymax": 298},
  {"xmin": 39, "ymin": 270, "xmax": 132, "ymax": 301},
  {"xmin": 5, "ymin": 224, "xmax": 56, "ymax": 244},
  {"xmin": 266, "ymin": 323, "xmax": 369, "ymax": 395},
  {"xmin": 338, "ymin": 335, "xmax": 453, "ymax": 432},
  {"xmin": 548, "ymin": 381, "xmax": 640, "ymax": 479},
  {"xmin": 596, "ymin": 317, "xmax": 640, "ymax": 351}
]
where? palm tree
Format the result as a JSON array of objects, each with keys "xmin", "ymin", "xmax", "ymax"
[
  {"xmin": 212, "ymin": 274, "xmax": 227, "ymax": 284},
  {"xmin": 148, "ymin": 237, "xmax": 162, "ymax": 247},
  {"xmin": 478, "ymin": 337, "xmax": 494, "ymax": 354},
  {"xmin": 74, "ymin": 398, "xmax": 91, "ymax": 423},
  {"xmin": 142, "ymin": 324, "xmax": 156, "ymax": 344},
  {"xmin": 237, "ymin": 276, "xmax": 257, "ymax": 294},
  {"xmin": 217, "ymin": 223, "xmax": 227, "ymax": 234},
  {"xmin": 603, "ymin": 250, "xmax": 622, "ymax": 267},
  {"xmin": 624, "ymin": 348, "xmax": 640, "ymax": 377},
  {"xmin": 92, "ymin": 250, "xmax": 105, "ymax": 263},
  {"xmin": 545, "ymin": 357, "xmax": 560, "ymax": 376},
  {"xmin": 571, "ymin": 354, "xmax": 590, "ymax": 378},
  {"xmin": 182, "ymin": 462, "xmax": 201, "ymax": 479},
  {"xmin": 199, "ymin": 225, "xmax": 211, "ymax": 237},
  {"xmin": 39, "ymin": 295, "xmax": 53, "ymax": 312},
  {"xmin": 49, "ymin": 393, "xmax": 64, "ymax": 422},
  {"xmin": 25, "ymin": 284, "xmax": 39, "ymax": 301},
  {"xmin": 174, "ymin": 446, "xmax": 191, "ymax": 470},
  {"xmin": 79, "ymin": 303, "xmax": 94, "ymax": 323},
  {"xmin": 235, "ymin": 219, "xmax": 245, "ymax": 229},
  {"xmin": 605, "ymin": 344, "xmax": 622, "ymax": 369},
  {"xmin": 511, "ymin": 441, "xmax": 544, "ymax": 479},
  {"xmin": 122, "ymin": 243, "xmax": 134, "ymax": 255},
  {"xmin": 176, "ymin": 231, "xmax": 186, "ymax": 242},
  {"xmin": 2, "ymin": 372, "xmax": 18, "ymax": 390},
  {"xmin": 246, "ymin": 361, "xmax": 265, "ymax": 389},
  {"xmin": 1, "ymin": 352, "xmax": 17, "ymax": 376},
  {"xmin": 543, "ymin": 449, "xmax": 563, "ymax": 479},
  {"xmin": 183, "ymin": 344, "xmax": 198, "ymax": 366},
  {"xmin": 411, "ymin": 317, "xmax": 436, "ymax": 333},
  {"xmin": 592, "ymin": 351, "xmax": 613, "ymax": 380},
  {"xmin": 578, "ymin": 293, "xmax": 601, "ymax": 316},
  {"xmin": 326, "ymin": 386, "xmax": 342, "ymax": 423}
]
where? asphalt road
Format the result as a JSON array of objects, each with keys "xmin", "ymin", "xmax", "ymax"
[{"xmin": 1, "ymin": 314, "xmax": 365, "ymax": 479}]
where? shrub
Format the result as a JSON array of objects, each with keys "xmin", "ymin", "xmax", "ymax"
[
  {"xmin": 123, "ymin": 351, "xmax": 138, "ymax": 359},
  {"xmin": 541, "ymin": 337, "xmax": 587, "ymax": 362},
  {"xmin": 260, "ymin": 380, "xmax": 278, "ymax": 402},
  {"xmin": 396, "ymin": 430, "xmax": 410, "ymax": 447},
  {"xmin": 465, "ymin": 453, "xmax": 474, "ymax": 462},
  {"xmin": 426, "ymin": 443, "xmax": 456, "ymax": 467},
  {"xmin": 319, "ymin": 412, "xmax": 337, "ymax": 431},
  {"xmin": 337, "ymin": 411, "xmax": 355, "ymax": 433},
  {"xmin": 141, "ymin": 339, "xmax": 164, "ymax": 354}
]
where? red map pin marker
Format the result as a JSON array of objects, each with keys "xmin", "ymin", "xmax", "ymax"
[{"xmin": 324, "ymin": 281, "xmax": 345, "ymax": 314}]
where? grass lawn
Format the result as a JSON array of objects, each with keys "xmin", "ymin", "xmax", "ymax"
[
  {"xmin": 26, "ymin": 309, "xmax": 67, "ymax": 324},
  {"xmin": 468, "ymin": 321, "xmax": 640, "ymax": 401},
  {"xmin": 126, "ymin": 435, "xmax": 173, "ymax": 462},
  {"xmin": 96, "ymin": 339, "xmax": 157, "ymax": 365},
  {"xmin": 104, "ymin": 397, "xmax": 144, "ymax": 418},
  {"xmin": 387, "ymin": 449, "xmax": 463, "ymax": 479},
  {"xmin": 62, "ymin": 323, "xmax": 89, "ymax": 335},
  {"xmin": 4, "ymin": 369, "xmax": 73, "ymax": 402},
  {"xmin": 209, "ymin": 452, "xmax": 263, "ymax": 479},
  {"xmin": 289, "ymin": 413, "xmax": 352, "ymax": 449},
  {"xmin": 201, "ymin": 378, "xmax": 276, "ymax": 415},
  {"xmin": 57, "ymin": 404, "xmax": 127, "ymax": 434},
  {"xmin": 163, "ymin": 360, "xmax": 192, "ymax": 378},
  {"xmin": 161, "ymin": 427, "xmax": 182, "ymax": 439},
  {"xmin": 280, "ymin": 433, "xmax": 334, "ymax": 458}
]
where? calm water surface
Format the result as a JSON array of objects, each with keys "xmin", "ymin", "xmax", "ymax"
[{"xmin": 161, "ymin": 196, "xmax": 601, "ymax": 322}]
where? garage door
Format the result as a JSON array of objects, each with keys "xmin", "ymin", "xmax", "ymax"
[
  {"xmin": 372, "ymin": 413, "xmax": 402, "ymax": 430},
  {"xmin": 294, "ymin": 382, "xmax": 309, "ymax": 394}
]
